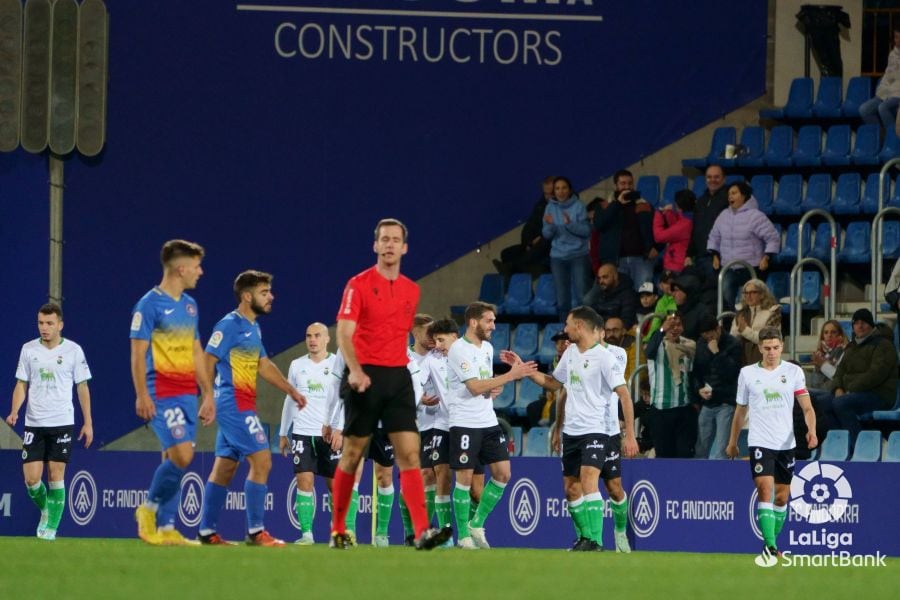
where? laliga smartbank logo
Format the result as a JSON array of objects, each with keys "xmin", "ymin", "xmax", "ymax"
[{"xmin": 754, "ymin": 462, "xmax": 886, "ymax": 568}]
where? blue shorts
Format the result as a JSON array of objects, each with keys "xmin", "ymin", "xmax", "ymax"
[
  {"xmin": 150, "ymin": 395, "xmax": 198, "ymax": 450},
  {"xmin": 214, "ymin": 406, "xmax": 269, "ymax": 461}
]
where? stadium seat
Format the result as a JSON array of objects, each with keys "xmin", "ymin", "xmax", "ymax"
[
  {"xmin": 493, "ymin": 382, "xmax": 515, "ymax": 412},
  {"xmin": 883, "ymin": 221, "xmax": 900, "ymax": 259},
  {"xmin": 810, "ymin": 222, "xmax": 839, "ymax": 262},
  {"xmin": 838, "ymin": 221, "xmax": 871, "ymax": 263},
  {"xmin": 884, "ymin": 431, "xmax": 900, "ymax": 462},
  {"xmin": 478, "ymin": 273, "xmax": 504, "ymax": 306},
  {"xmin": 818, "ymin": 429, "xmax": 849, "ymax": 461},
  {"xmin": 766, "ymin": 272, "xmax": 790, "ymax": 312},
  {"xmin": 501, "ymin": 273, "xmax": 532, "ymax": 315},
  {"xmin": 821, "ymin": 125, "xmax": 851, "ymax": 166},
  {"xmin": 637, "ymin": 175, "xmax": 660, "ymax": 207},
  {"xmin": 725, "ymin": 174, "xmax": 745, "ymax": 187},
  {"xmin": 737, "ymin": 428, "xmax": 749, "ymax": 458},
  {"xmin": 749, "ymin": 174, "xmax": 774, "ymax": 215},
  {"xmin": 522, "ymin": 426, "xmax": 551, "ymax": 457},
  {"xmin": 870, "ymin": 388, "xmax": 900, "ymax": 423},
  {"xmin": 538, "ymin": 323, "xmax": 563, "ymax": 365},
  {"xmin": 530, "ymin": 273, "xmax": 557, "ymax": 317},
  {"xmin": 773, "ymin": 174, "xmax": 803, "ymax": 215},
  {"xmin": 661, "ymin": 175, "xmax": 688, "ymax": 206},
  {"xmin": 682, "ymin": 126, "xmax": 735, "ymax": 169},
  {"xmin": 812, "ymin": 76, "xmax": 843, "ymax": 117},
  {"xmin": 776, "ymin": 223, "xmax": 811, "ymax": 265},
  {"xmin": 879, "ymin": 127, "xmax": 900, "ymax": 163},
  {"xmin": 801, "ymin": 271, "xmax": 822, "ymax": 310},
  {"xmin": 692, "ymin": 175, "xmax": 707, "ymax": 198},
  {"xmin": 801, "ymin": 173, "xmax": 831, "ymax": 212},
  {"xmin": 510, "ymin": 426, "xmax": 523, "ymax": 456},
  {"xmin": 850, "ymin": 430, "xmax": 881, "ymax": 462},
  {"xmin": 792, "ymin": 125, "xmax": 822, "ymax": 167},
  {"xmin": 492, "ymin": 323, "xmax": 511, "ymax": 362},
  {"xmin": 831, "ymin": 172, "xmax": 861, "ymax": 215},
  {"xmin": 861, "ymin": 172, "xmax": 890, "ymax": 214},
  {"xmin": 514, "ymin": 378, "xmax": 544, "ymax": 417},
  {"xmin": 850, "ymin": 124, "xmax": 881, "ymax": 166},
  {"xmin": 842, "ymin": 76, "xmax": 872, "ymax": 117},
  {"xmin": 734, "ymin": 126, "xmax": 766, "ymax": 167},
  {"xmin": 763, "ymin": 126, "xmax": 794, "ymax": 167},
  {"xmin": 511, "ymin": 322, "xmax": 539, "ymax": 363},
  {"xmin": 760, "ymin": 77, "xmax": 813, "ymax": 119}
]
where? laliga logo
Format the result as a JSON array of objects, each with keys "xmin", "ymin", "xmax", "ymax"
[
  {"xmin": 508, "ymin": 478, "xmax": 539, "ymax": 536},
  {"xmin": 178, "ymin": 472, "xmax": 205, "ymax": 527},
  {"xmin": 68, "ymin": 471, "xmax": 97, "ymax": 526},
  {"xmin": 286, "ymin": 479, "xmax": 316, "ymax": 530},
  {"xmin": 629, "ymin": 480, "xmax": 659, "ymax": 538},
  {"xmin": 790, "ymin": 462, "xmax": 852, "ymax": 524}
]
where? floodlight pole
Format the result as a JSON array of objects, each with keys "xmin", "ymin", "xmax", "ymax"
[{"xmin": 49, "ymin": 154, "xmax": 63, "ymax": 306}]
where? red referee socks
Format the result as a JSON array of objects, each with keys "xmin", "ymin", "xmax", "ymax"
[
  {"xmin": 399, "ymin": 468, "xmax": 429, "ymax": 538},
  {"xmin": 331, "ymin": 467, "xmax": 355, "ymax": 534}
]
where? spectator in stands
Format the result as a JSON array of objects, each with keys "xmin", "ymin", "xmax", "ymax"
[
  {"xmin": 860, "ymin": 27, "xmax": 900, "ymax": 131},
  {"xmin": 691, "ymin": 313, "xmax": 741, "ymax": 459},
  {"xmin": 731, "ymin": 278, "xmax": 782, "ymax": 366},
  {"xmin": 643, "ymin": 272, "xmax": 677, "ymax": 342},
  {"xmin": 669, "ymin": 273, "xmax": 714, "ymax": 341},
  {"xmin": 585, "ymin": 198, "xmax": 603, "ymax": 276},
  {"xmin": 707, "ymin": 182, "xmax": 780, "ymax": 312},
  {"xmin": 494, "ymin": 176, "xmax": 554, "ymax": 279},
  {"xmin": 543, "ymin": 176, "xmax": 592, "ymax": 322},
  {"xmin": 808, "ymin": 319, "xmax": 848, "ymax": 393},
  {"xmin": 884, "ymin": 258, "xmax": 900, "ymax": 322},
  {"xmin": 594, "ymin": 169, "xmax": 657, "ymax": 290},
  {"xmin": 653, "ymin": 189, "xmax": 695, "ymax": 274},
  {"xmin": 582, "ymin": 263, "xmax": 639, "ymax": 329},
  {"xmin": 644, "ymin": 313, "xmax": 697, "ymax": 458},
  {"xmin": 823, "ymin": 309, "xmax": 897, "ymax": 449},
  {"xmin": 637, "ymin": 282, "xmax": 658, "ymax": 319},
  {"xmin": 604, "ymin": 316, "xmax": 638, "ymax": 385},
  {"xmin": 687, "ymin": 165, "xmax": 728, "ymax": 269}
]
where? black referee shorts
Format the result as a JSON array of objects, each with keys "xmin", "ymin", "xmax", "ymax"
[{"xmin": 341, "ymin": 365, "xmax": 418, "ymax": 437}]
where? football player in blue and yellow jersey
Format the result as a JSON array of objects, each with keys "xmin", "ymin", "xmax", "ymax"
[
  {"xmin": 198, "ymin": 270, "xmax": 306, "ymax": 546},
  {"xmin": 131, "ymin": 240, "xmax": 214, "ymax": 546}
]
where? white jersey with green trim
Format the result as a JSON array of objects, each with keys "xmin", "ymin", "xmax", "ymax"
[
  {"xmin": 446, "ymin": 337, "xmax": 498, "ymax": 429},
  {"xmin": 419, "ymin": 350, "xmax": 451, "ymax": 432},
  {"xmin": 553, "ymin": 342, "xmax": 626, "ymax": 436},
  {"xmin": 15, "ymin": 338, "xmax": 91, "ymax": 427},
  {"xmin": 280, "ymin": 353, "xmax": 337, "ymax": 437},
  {"xmin": 737, "ymin": 360, "xmax": 808, "ymax": 451}
]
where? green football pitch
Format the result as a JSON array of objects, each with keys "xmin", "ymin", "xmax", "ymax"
[{"xmin": 0, "ymin": 538, "xmax": 894, "ymax": 599}]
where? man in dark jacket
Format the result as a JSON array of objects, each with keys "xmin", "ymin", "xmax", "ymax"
[
  {"xmin": 685, "ymin": 165, "xmax": 729, "ymax": 306},
  {"xmin": 582, "ymin": 264, "xmax": 639, "ymax": 329},
  {"xmin": 691, "ymin": 314, "xmax": 742, "ymax": 459},
  {"xmin": 825, "ymin": 309, "xmax": 897, "ymax": 449},
  {"xmin": 670, "ymin": 274, "xmax": 715, "ymax": 341},
  {"xmin": 494, "ymin": 176, "xmax": 553, "ymax": 278}
]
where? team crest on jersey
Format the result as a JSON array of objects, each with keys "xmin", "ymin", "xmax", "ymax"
[
  {"xmin": 209, "ymin": 331, "xmax": 224, "ymax": 348},
  {"xmin": 172, "ymin": 425, "xmax": 185, "ymax": 440},
  {"xmin": 459, "ymin": 453, "xmax": 469, "ymax": 464},
  {"xmin": 460, "ymin": 361, "xmax": 470, "ymax": 372},
  {"xmin": 754, "ymin": 463, "xmax": 764, "ymax": 474},
  {"xmin": 583, "ymin": 360, "xmax": 589, "ymax": 369},
  {"xmin": 130, "ymin": 312, "xmax": 143, "ymax": 332},
  {"xmin": 186, "ymin": 303, "xmax": 196, "ymax": 316},
  {"xmin": 255, "ymin": 431, "xmax": 267, "ymax": 444}
]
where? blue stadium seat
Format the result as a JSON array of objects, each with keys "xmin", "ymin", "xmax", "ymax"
[
  {"xmin": 773, "ymin": 174, "xmax": 803, "ymax": 215},
  {"xmin": 850, "ymin": 430, "xmax": 881, "ymax": 462},
  {"xmin": 522, "ymin": 426, "xmax": 551, "ymax": 457},
  {"xmin": 792, "ymin": 125, "xmax": 822, "ymax": 167},
  {"xmin": 861, "ymin": 172, "xmax": 890, "ymax": 214},
  {"xmin": 514, "ymin": 378, "xmax": 544, "ymax": 417},
  {"xmin": 818, "ymin": 429, "xmax": 849, "ymax": 461},
  {"xmin": 766, "ymin": 272, "xmax": 790, "ymax": 311},
  {"xmin": 821, "ymin": 124, "xmax": 851, "ymax": 166},
  {"xmin": 492, "ymin": 323, "xmax": 511, "ymax": 362},
  {"xmin": 725, "ymin": 174, "xmax": 745, "ymax": 187},
  {"xmin": 812, "ymin": 76, "xmax": 843, "ymax": 117},
  {"xmin": 511, "ymin": 322, "xmax": 539, "ymax": 363},
  {"xmin": 692, "ymin": 176, "xmax": 707, "ymax": 198},
  {"xmin": 764, "ymin": 126, "xmax": 794, "ymax": 167},
  {"xmin": 682, "ymin": 127, "xmax": 736, "ymax": 169},
  {"xmin": 636, "ymin": 175, "xmax": 660, "ymax": 207},
  {"xmin": 801, "ymin": 173, "xmax": 831, "ymax": 212},
  {"xmin": 530, "ymin": 273, "xmax": 556, "ymax": 317},
  {"xmin": 735, "ymin": 126, "xmax": 766, "ymax": 167},
  {"xmin": 883, "ymin": 221, "xmax": 900, "ymax": 259},
  {"xmin": 510, "ymin": 426, "xmax": 523, "ymax": 456},
  {"xmin": 885, "ymin": 431, "xmax": 900, "ymax": 462},
  {"xmin": 493, "ymin": 383, "xmax": 515, "ymax": 412},
  {"xmin": 749, "ymin": 174, "xmax": 774, "ymax": 215},
  {"xmin": 831, "ymin": 172, "xmax": 861, "ymax": 215},
  {"xmin": 776, "ymin": 223, "xmax": 811, "ymax": 265},
  {"xmin": 880, "ymin": 127, "xmax": 900, "ymax": 163},
  {"xmin": 810, "ymin": 222, "xmax": 839, "ymax": 262},
  {"xmin": 842, "ymin": 76, "xmax": 872, "ymax": 117},
  {"xmin": 850, "ymin": 124, "xmax": 881, "ymax": 166},
  {"xmin": 501, "ymin": 273, "xmax": 532, "ymax": 315},
  {"xmin": 478, "ymin": 273, "xmax": 504, "ymax": 306},
  {"xmin": 838, "ymin": 221, "xmax": 871, "ymax": 263},
  {"xmin": 662, "ymin": 175, "xmax": 688, "ymax": 206},
  {"xmin": 538, "ymin": 323, "xmax": 563, "ymax": 365},
  {"xmin": 801, "ymin": 271, "xmax": 822, "ymax": 310},
  {"xmin": 783, "ymin": 77, "xmax": 815, "ymax": 118}
]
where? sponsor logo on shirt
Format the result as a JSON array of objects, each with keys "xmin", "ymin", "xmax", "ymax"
[
  {"xmin": 209, "ymin": 331, "xmax": 224, "ymax": 348},
  {"xmin": 130, "ymin": 312, "xmax": 142, "ymax": 332}
]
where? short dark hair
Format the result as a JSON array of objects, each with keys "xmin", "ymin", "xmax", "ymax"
[
  {"xmin": 428, "ymin": 319, "xmax": 459, "ymax": 337},
  {"xmin": 553, "ymin": 176, "xmax": 573, "ymax": 190},
  {"xmin": 374, "ymin": 218, "xmax": 408, "ymax": 242},
  {"xmin": 413, "ymin": 314, "xmax": 434, "ymax": 328},
  {"xmin": 160, "ymin": 239, "xmax": 205, "ymax": 267},
  {"xmin": 613, "ymin": 169, "xmax": 633, "ymax": 184},
  {"xmin": 464, "ymin": 301, "xmax": 496, "ymax": 324},
  {"xmin": 39, "ymin": 303, "xmax": 63, "ymax": 319},
  {"xmin": 675, "ymin": 189, "xmax": 696, "ymax": 212},
  {"xmin": 758, "ymin": 326, "xmax": 783, "ymax": 343},
  {"xmin": 729, "ymin": 181, "xmax": 753, "ymax": 200},
  {"xmin": 233, "ymin": 270, "xmax": 273, "ymax": 302},
  {"xmin": 569, "ymin": 305, "xmax": 604, "ymax": 330}
]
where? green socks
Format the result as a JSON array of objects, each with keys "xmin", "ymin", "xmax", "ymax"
[
  {"xmin": 453, "ymin": 484, "xmax": 471, "ymax": 539},
  {"xmin": 425, "ymin": 485, "xmax": 436, "ymax": 525},
  {"xmin": 27, "ymin": 481, "xmax": 47, "ymax": 511},
  {"xmin": 295, "ymin": 490, "xmax": 314, "ymax": 533},
  {"xmin": 47, "ymin": 481, "xmax": 66, "ymax": 531},
  {"xmin": 568, "ymin": 496, "xmax": 588, "ymax": 539},
  {"xmin": 376, "ymin": 486, "xmax": 394, "ymax": 537},
  {"xmin": 610, "ymin": 493, "xmax": 629, "ymax": 533},
  {"xmin": 346, "ymin": 487, "xmax": 359, "ymax": 534},
  {"xmin": 757, "ymin": 502, "xmax": 776, "ymax": 547},
  {"xmin": 469, "ymin": 498, "xmax": 479, "ymax": 522},
  {"xmin": 398, "ymin": 491, "xmax": 413, "ymax": 538},
  {"xmin": 435, "ymin": 495, "xmax": 452, "ymax": 529},
  {"xmin": 470, "ymin": 480, "xmax": 507, "ymax": 528},
  {"xmin": 585, "ymin": 492, "xmax": 604, "ymax": 544},
  {"xmin": 774, "ymin": 504, "xmax": 787, "ymax": 539}
]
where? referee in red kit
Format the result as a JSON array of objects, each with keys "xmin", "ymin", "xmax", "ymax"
[{"xmin": 329, "ymin": 218, "xmax": 452, "ymax": 550}]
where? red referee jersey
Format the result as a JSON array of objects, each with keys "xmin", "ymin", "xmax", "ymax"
[{"xmin": 336, "ymin": 266, "xmax": 419, "ymax": 367}]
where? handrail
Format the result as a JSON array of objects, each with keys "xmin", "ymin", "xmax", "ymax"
[
  {"xmin": 877, "ymin": 158, "xmax": 900, "ymax": 214},
  {"xmin": 717, "ymin": 260, "xmax": 757, "ymax": 317},
  {"xmin": 633, "ymin": 311, "xmax": 667, "ymax": 374},
  {"xmin": 797, "ymin": 208, "xmax": 837, "ymax": 321},
  {"xmin": 870, "ymin": 207, "xmax": 900, "ymax": 318},
  {"xmin": 789, "ymin": 257, "xmax": 830, "ymax": 361},
  {"xmin": 628, "ymin": 363, "xmax": 648, "ymax": 408}
]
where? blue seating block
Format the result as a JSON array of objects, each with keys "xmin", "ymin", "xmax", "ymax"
[
  {"xmin": 821, "ymin": 124, "xmax": 850, "ymax": 166},
  {"xmin": 502, "ymin": 273, "xmax": 532, "ymax": 315},
  {"xmin": 493, "ymin": 383, "xmax": 515, "ymax": 412},
  {"xmin": 530, "ymin": 273, "xmax": 557, "ymax": 317},
  {"xmin": 810, "ymin": 222, "xmax": 839, "ymax": 262},
  {"xmin": 492, "ymin": 323, "xmax": 511, "ymax": 362},
  {"xmin": 783, "ymin": 77, "xmax": 814, "ymax": 118},
  {"xmin": 819, "ymin": 429, "xmax": 849, "ymax": 461},
  {"xmin": 510, "ymin": 426, "xmax": 523, "ymax": 456},
  {"xmin": 883, "ymin": 221, "xmax": 900, "ymax": 259},
  {"xmin": 880, "ymin": 127, "xmax": 900, "ymax": 163},
  {"xmin": 682, "ymin": 127, "xmax": 735, "ymax": 169},
  {"xmin": 801, "ymin": 173, "xmax": 831, "ymax": 212},
  {"xmin": 523, "ymin": 426, "xmax": 551, "ymax": 457},
  {"xmin": 850, "ymin": 430, "xmax": 881, "ymax": 462},
  {"xmin": 764, "ymin": 126, "xmax": 794, "ymax": 167},
  {"xmin": 750, "ymin": 174, "xmax": 774, "ymax": 215},
  {"xmin": 637, "ymin": 175, "xmax": 660, "ymax": 207},
  {"xmin": 813, "ymin": 76, "xmax": 843, "ymax": 117},
  {"xmin": 838, "ymin": 221, "xmax": 871, "ymax": 264},
  {"xmin": 861, "ymin": 172, "xmax": 890, "ymax": 214},
  {"xmin": 776, "ymin": 223, "xmax": 811, "ymax": 265},
  {"xmin": 793, "ymin": 125, "xmax": 822, "ymax": 167},
  {"xmin": 735, "ymin": 126, "xmax": 766, "ymax": 167},
  {"xmin": 538, "ymin": 323, "xmax": 563, "ymax": 365},
  {"xmin": 884, "ymin": 431, "xmax": 900, "ymax": 462},
  {"xmin": 511, "ymin": 322, "xmax": 539, "ymax": 363},
  {"xmin": 478, "ymin": 273, "xmax": 504, "ymax": 306},
  {"xmin": 832, "ymin": 172, "xmax": 861, "ymax": 215},
  {"xmin": 662, "ymin": 175, "xmax": 688, "ymax": 207},
  {"xmin": 514, "ymin": 378, "xmax": 543, "ymax": 417},
  {"xmin": 851, "ymin": 124, "xmax": 881, "ymax": 166},
  {"xmin": 773, "ymin": 174, "xmax": 803, "ymax": 215},
  {"xmin": 842, "ymin": 76, "xmax": 872, "ymax": 117}
]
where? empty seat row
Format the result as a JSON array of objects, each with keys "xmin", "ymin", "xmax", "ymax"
[
  {"xmin": 759, "ymin": 76, "xmax": 872, "ymax": 120},
  {"xmin": 766, "ymin": 172, "xmax": 899, "ymax": 216},
  {"xmin": 773, "ymin": 220, "xmax": 900, "ymax": 264},
  {"xmin": 817, "ymin": 429, "xmax": 900, "ymax": 462}
]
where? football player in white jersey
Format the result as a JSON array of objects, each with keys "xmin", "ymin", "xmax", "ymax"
[
  {"xmin": 7, "ymin": 303, "xmax": 93, "ymax": 541},
  {"xmin": 447, "ymin": 302, "xmax": 537, "ymax": 549},
  {"xmin": 503, "ymin": 306, "xmax": 638, "ymax": 552},
  {"xmin": 726, "ymin": 326, "xmax": 817, "ymax": 565},
  {"xmin": 278, "ymin": 322, "xmax": 340, "ymax": 545}
]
